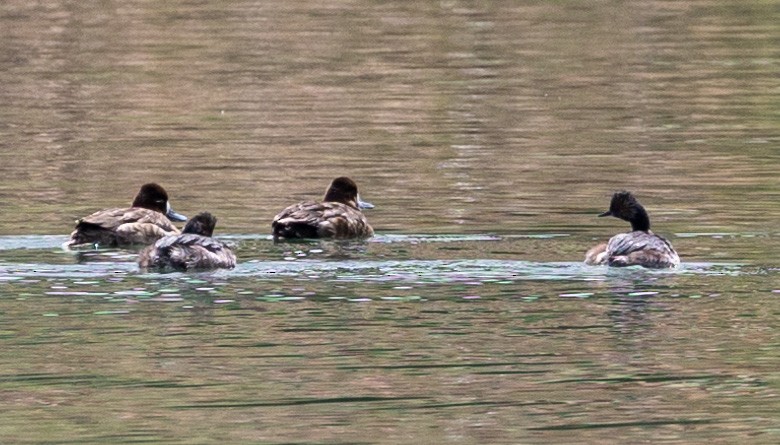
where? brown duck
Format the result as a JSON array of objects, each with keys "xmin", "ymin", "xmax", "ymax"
[
  {"xmin": 272, "ymin": 177, "xmax": 374, "ymax": 240},
  {"xmin": 139, "ymin": 212, "xmax": 236, "ymax": 271},
  {"xmin": 65, "ymin": 183, "xmax": 187, "ymax": 248}
]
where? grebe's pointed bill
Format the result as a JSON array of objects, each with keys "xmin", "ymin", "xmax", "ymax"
[
  {"xmin": 357, "ymin": 195, "xmax": 375, "ymax": 210},
  {"xmin": 598, "ymin": 210, "xmax": 612, "ymax": 217},
  {"xmin": 166, "ymin": 202, "xmax": 188, "ymax": 222}
]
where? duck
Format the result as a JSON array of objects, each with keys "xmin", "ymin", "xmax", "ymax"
[
  {"xmin": 138, "ymin": 212, "xmax": 236, "ymax": 271},
  {"xmin": 65, "ymin": 183, "xmax": 187, "ymax": 248},
  {"xmin": 584, "ymin": 191, "xmax": 680, "ymax": 268},
  {"xmin": 272, "ymin": 177, "xmax": 375, "ymax": 240}
]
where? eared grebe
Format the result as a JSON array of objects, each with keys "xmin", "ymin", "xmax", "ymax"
[{"xmin": 585, "ymin": 191, "xmax": 679, "ymax": 268}]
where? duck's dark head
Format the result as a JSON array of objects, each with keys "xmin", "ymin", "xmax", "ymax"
[
  {"xmin": 599, "ymin": 191, "xmax": 650, "ymax": 232},
  {"xmin": 323, "ymin": 177, "xmax": 374, "ymax": 210},
  {"xmin": 132, "ymin": 183, "xmax": 187, "ymax": 222},
  {"xmin": 182, "ymin": 212, "xmax": 217, "ymax": 237}
]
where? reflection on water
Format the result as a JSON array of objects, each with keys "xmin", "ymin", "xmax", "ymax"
[
  {"xmin": 1, "ymin": 0, "xmax": 778, "ymax": 443},
  {"xmin": 1, "ymin": 235, "xmax": 778, "ymax": 442},
  {"xmin": 0, "ymin": 0, "xmax": 778, "ymax": 240}
]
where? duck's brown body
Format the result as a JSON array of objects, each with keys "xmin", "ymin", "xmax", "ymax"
[{"xmin": 68, "ymin": 207, "xmax": 181, "ymax": 247}]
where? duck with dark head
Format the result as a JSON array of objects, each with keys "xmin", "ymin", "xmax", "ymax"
[
  {"xmin": 138, "ymin": 212, "xmax": 236, "ymax": 271},
  {"xmin": 272, "ymin": 177, "xmax": 374, "ymax": 240},
  {"xmin": 65, "ymin": 183, "xmax": 187, "ymax": 248},
  {"xmin": 585, "ymin": 191, "xmax": 680, "ymax": 268}
]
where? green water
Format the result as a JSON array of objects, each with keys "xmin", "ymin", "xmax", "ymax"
[
  {"xmin": 1, "ymin": 0, "xmax": 779, "ymax": 443},
  {"xmin": 1, "ymin": 235, "xmax": 778, "ymax": 443}
]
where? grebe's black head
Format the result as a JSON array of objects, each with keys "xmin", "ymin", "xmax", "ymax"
[{"xmin": 599, "ymin": 191, "xmax": 650, "ymax": 232}]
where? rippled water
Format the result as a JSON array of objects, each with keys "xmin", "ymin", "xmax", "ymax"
[{"xmin": 1, "ymin": 0, "xmax": 778, "ymax": 443}]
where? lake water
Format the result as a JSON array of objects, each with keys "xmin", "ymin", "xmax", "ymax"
[{"xmin": 0, "ymin": 0, "xmax": 778, "ymax": 443}]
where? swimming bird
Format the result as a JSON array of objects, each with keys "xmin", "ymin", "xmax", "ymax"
[
  {"xmin": 65, "ymin": 183, "xmax": 187, "ymax": 248},
  {"xmin": 584, "ymin": 191, "xmax": 680, "ymax": 268},
  {"xmin": 272, "ymin": 177, "xmax": 374, "ymax": 240},
  {"xmin": 138, "ymin": 212, "xmax": 236, "ymax": 271}
]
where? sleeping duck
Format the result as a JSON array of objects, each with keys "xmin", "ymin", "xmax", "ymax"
[
  {"xmin": 138, "ymin": 212, "xmax": 236, "ymax": 271},
  {"xmin": 65, "ymin": 183, "xmax": 187, "ymax": 248},
  {"xmin": 585, "ymin": 191, "xmax": 680, "ymax": 268},
  {"xmin": 272, "ymin": 177, "xmax": 374, "ymax": 240}
]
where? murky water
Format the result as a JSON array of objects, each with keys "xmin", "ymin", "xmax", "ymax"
[{"xmin": 1, "ymin": 0, "xmax": 778, "ymax": 443}]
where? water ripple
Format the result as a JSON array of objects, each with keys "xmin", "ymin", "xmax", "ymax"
[{"xmin": 0, "ymin": 258, "xmax": 752, "ymax": 283}]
